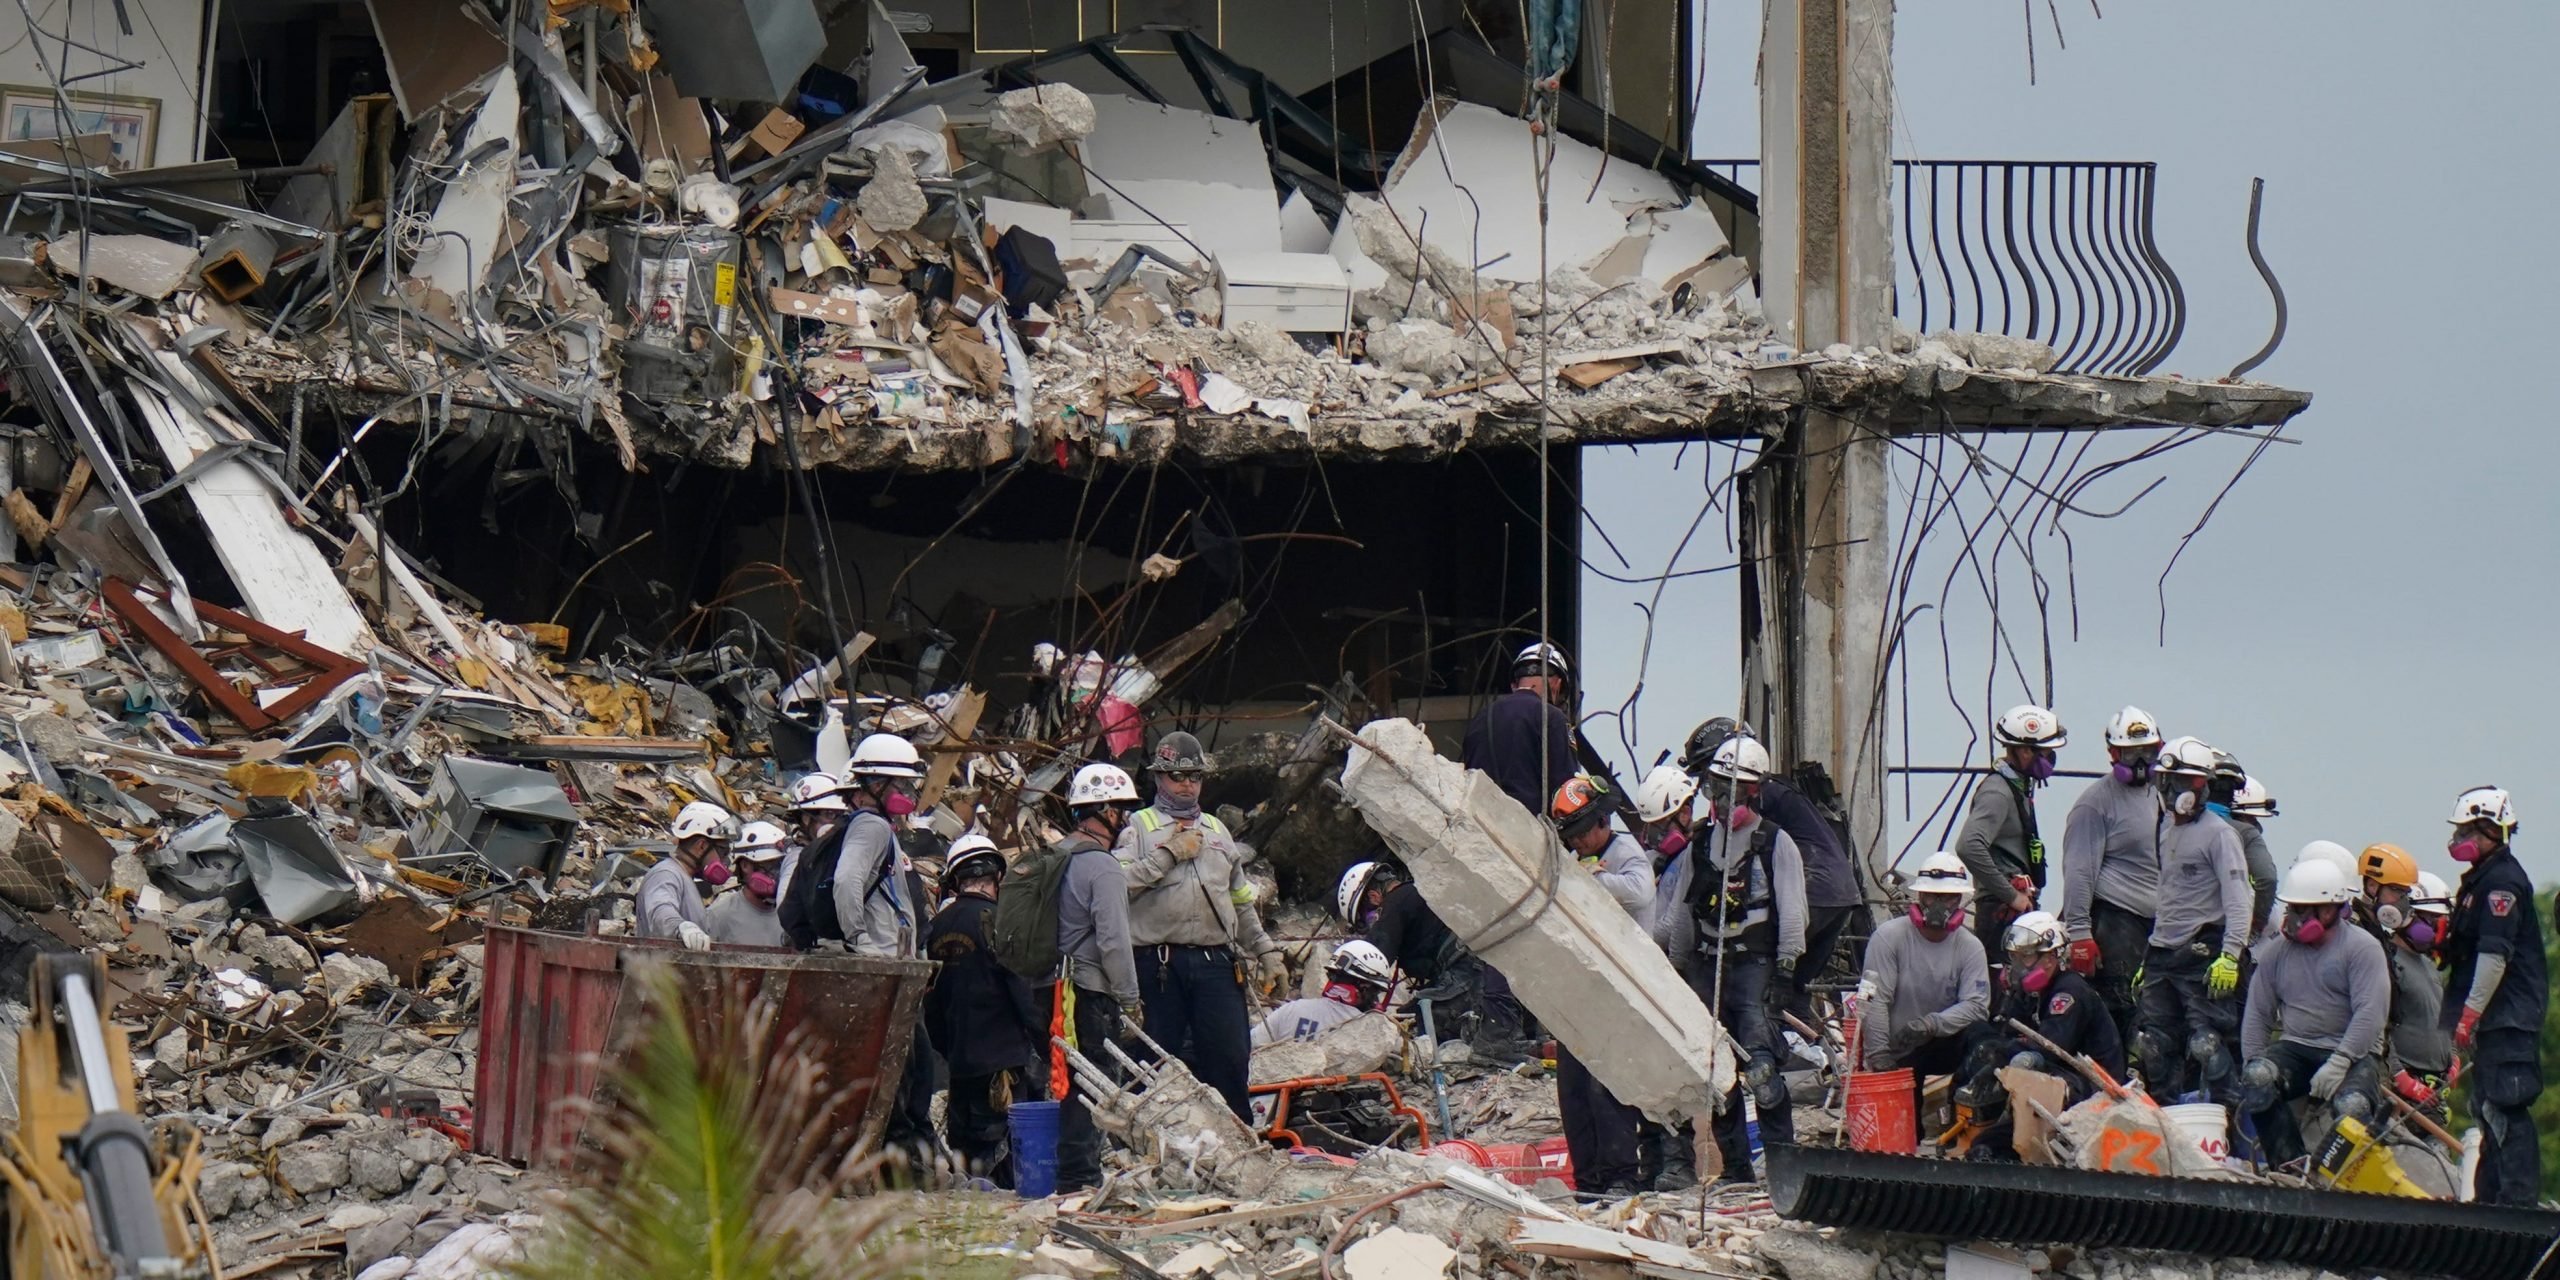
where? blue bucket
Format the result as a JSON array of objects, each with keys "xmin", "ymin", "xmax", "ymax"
[{"xmin": 1008, "ymin": 1100, "xmax": 1062, "ymax": 1198}]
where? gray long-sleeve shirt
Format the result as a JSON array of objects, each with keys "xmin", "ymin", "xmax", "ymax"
[
  {"xmin": 2061, "ymin": 778, "xmax": 2162, "ymax": 939},
  {"xmin": 1955, "ymin": 765, "xmax": 2037, "ymax": 906},
  {"xmin": 1114, "ymin": 806, "xmax": 1276, "ymax": 955},
  {"xmin": 1650, "ymin": 847, "xmax": 1695, "ymax": 957},
  {"xmin": 705, "ymin": 890, "xmax": 789, "ymax": 948},
  {"xmin": 636, "ymin": 859, "xmax": 707, "ymax": 940},
  {"xmin": 2148, "ymin": 809, "xmax": 2251, "ymax": 956},
  {"xmin": 1695, "ymin": 816, "xmax": 1806, "ymax": 963},
  {"xmin": 1058, "ymin": 835, "xmax": 1141, "ymax": 1002},
  {"xmin": 2232, "ymin": 817, "xmax": 2276, "ymax": 938},
  {"xmin": 2387, "ymin": 943, "xmax": 2452, "ymax": 1076},
  {"xmin": 2241, "ymin": 925, "xmax": 2390, "ymax": 1061},
  {"xmin": 1587, "ymin": 830, "xmax": 1656, "ymax": 935},
  {"xmin": 830, "ymin": 811, "xmax": 914, "ymax": 958},
  {"xmin": 1857, "ymin": 915, "xmax": 1991, "ymax": 1069}
]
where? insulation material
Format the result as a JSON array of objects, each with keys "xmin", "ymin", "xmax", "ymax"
[
  {"xmin": 1330, "ymin": 102, "xmax": 1731, "ymax": 294},
  {"xmin": 1339, "ymin": 718, "xmax": 1737, "ymax": 1123},
  {"xmin": 1077, "ymin": 96, "xmax": 1284, "ymax": 263}
]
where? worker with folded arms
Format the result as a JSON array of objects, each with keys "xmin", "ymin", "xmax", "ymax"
[
  {"xmin": 1688, "ymin": 735, "xmax": 1805, "ymax": 1180},
  {"xmin": 640, "ymin": 801, "xmax": 735, "ymax": 952},
  {"xmin": 705, "ymin": 820, "xmax": 791, "ymax": 947},
  {"xmin": 1954, "ymin": 910, "xmax": 2124, "ymax": 1144},
  {"xmin": 924, "ymin": 836, "xmax": 1045, "ymax": 1188},
  {"xmin": 1548, "ymin": 774, "xmax": 1655, "ymax": 1195},
  {"xmin": 2237, "ymin": 858, "xmax": 2389, "ymax": 1167},
  {"xmin": 1955, "ymin": 705, "xmax": 2065, "ymax": 965},
  {"xmin": 1858, "ymin": 853, "xmax": 1992, "ymax": 1085},
  {"xmin": 2437, "ymin": 786, "xmax": 2548, "ymax": 1206},
  {"xmin": 2130, "ymin": 737, "xmax": 2252, "ymax": 1101},
  {"xmin": 1114, "ymin": 731, "xmax": 1286, "ymax": 1122},
  {"xmin": 2351, "ymin": 846, "xmax": 2454, "ymax": 1118},
  {"xmin": 2061, "ymin": 706, "xmax": 2165, "ymax": 1048},
  {"xmin": 1251, "ymin": 941, "xmax": 1395, "ymax": 1047}
]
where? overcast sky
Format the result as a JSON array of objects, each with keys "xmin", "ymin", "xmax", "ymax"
[{"xmin": 1579, "ymin": 3, "xmax": 2560, "ymax": 890}]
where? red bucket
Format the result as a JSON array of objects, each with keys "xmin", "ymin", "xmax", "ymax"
[{"xmin": 1845, "ymin": 1068, "xmax": 1917, "ymax": 1154}]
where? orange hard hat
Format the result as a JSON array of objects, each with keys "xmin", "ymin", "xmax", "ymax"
[{"xmin": 2358, "ymin": 842, "xmax": 2418, "ymax": 891}]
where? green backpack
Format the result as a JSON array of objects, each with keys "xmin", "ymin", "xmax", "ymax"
[{"xmin": 991, "ymin": 838, "xmax": 1089, "ymax": 980}]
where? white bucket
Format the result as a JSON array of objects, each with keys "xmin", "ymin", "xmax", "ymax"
[{"xmin": 2164, "ymin": 1102, "xmax": 2230, "ymax": 1166}]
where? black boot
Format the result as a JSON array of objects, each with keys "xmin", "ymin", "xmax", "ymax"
[{"xmin": 1654, "ymin": 1122, "xmax": 1699, "ymax": 1191}]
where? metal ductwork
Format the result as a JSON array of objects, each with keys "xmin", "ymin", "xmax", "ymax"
[{"xmin": 1767, "ymin": 1144, "xmax": 2560, "ymax": 1280}]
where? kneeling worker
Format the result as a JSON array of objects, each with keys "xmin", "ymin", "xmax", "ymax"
[
  {"xmin": 1953, "ymin": 910, "xmax": 2124, "ymax": 1153},
  {"xmin": 1859, "ymin": 853, "xmax": 1993, "ymax": 1086},
  {"xmin": 1252, "ymin": 941, "xmax": 1395, "ymax": 1046},
  {"xmin": 2238, "ymin": 858, "xmax": 2389, "ymax": 1167}
]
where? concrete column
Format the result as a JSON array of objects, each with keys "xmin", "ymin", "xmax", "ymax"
[{"xmin": 1750, "ymin": 0, "xmax": 1895, "ymax": 889}]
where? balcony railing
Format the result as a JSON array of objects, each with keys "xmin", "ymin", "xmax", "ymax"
[{"xmin": 1702, "ymin": 160, "xmax": 2188, "ymax": 376}]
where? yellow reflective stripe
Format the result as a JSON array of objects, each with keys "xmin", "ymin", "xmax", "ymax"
[
  {"xmin": 1230, "ymin": 884, "xmax": 1257, "ymax": 905},
  {"xmin": 1137, "ymin": 809, "xmax": 1164, "ymax": 833}
]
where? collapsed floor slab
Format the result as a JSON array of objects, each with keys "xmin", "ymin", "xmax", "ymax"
[{"xmin": 1337, "ymin": 717, "xmax": 1736, "ymax": 1124}]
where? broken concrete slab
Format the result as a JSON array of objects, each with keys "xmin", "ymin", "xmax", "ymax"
[
  {"xmin": 1338, "ymin": 718, "xmax": 1737, "ymax": 1124},
  {"xmin": 1079, "ymin": 96, "xmax": 1284, "ymax": 262},
  {"xmin": 1342, "ymin": 1228, "xmax": 1454, "ymax": 1280},
  {"xmin": 987, "ymin": 84, "xmax": 1097, "ymax": 153},
  {"xmin": 46, "ymin": 234, "xmax": 197, "ymax": 299}
]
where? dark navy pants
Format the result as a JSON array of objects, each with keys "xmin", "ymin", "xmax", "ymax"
[{"xmin": 1136, "ymin": 943, "xmax": 1253, "ymax": 1121}]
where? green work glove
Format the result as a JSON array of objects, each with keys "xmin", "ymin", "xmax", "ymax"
[{"xmin": 2206, "ymin": 953, "xmax": 2240, "ymax": 999}]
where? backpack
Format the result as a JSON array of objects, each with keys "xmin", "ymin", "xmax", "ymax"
[{"xmin": 991, "ymin": 837, "xmax": 1092, "ymax": 980}]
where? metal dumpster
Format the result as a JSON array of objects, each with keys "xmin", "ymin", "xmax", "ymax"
[{"xmin": 473, "ymin": 924, "xmax": 933, "ymax": 1171}]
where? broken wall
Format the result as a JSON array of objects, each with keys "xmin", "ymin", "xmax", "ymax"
[
  {"xmin": 0, "ymin": 0, "xmax": 208, "ymax": 172},
  {"xmin": 929, "ymin": 0, "xmax": 1467, "ymax": 110}
]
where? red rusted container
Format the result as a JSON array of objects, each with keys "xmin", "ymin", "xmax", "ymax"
[{"xmin": 473, "ymin": 924, "xmax": 933, "ymax": 1170}]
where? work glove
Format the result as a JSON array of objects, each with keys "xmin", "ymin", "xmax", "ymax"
[
  {"xmin": 2007, "ymin": 1050, "xmax": 2047, "ymax": 1073},
  {"xmin": 1776, "ymin": 955, "xmax": 1797, "ymax": 982},
  {"xmin": 1120, "ymin": 1000, "xmax": 1147, "ymax": 1037},
  {"xmin": 2205, "ymin": 953, "xmax": 2241, "ymax": 999},
  {"xmin": 1163, "ymin": 827, "xmax": 1205, "ymax": 861},
  {"xmin": 2391, "ymin": 1069, "xmax": 2441, "ymax": 1109},
  {"xmin": 676, "ymin": 921, "xmax": 713, "ymax": 953},
  {"xmin": 2066, "ymin": 938, "xmax": 2100, "ymax": 976},
  {"xmin": 2309, "ymin": 1053, "xmax": 2351, "ymax": 1102},
  {"xmin": 2455, "ymin": 1006, "xmax": 2482, "ymax": 1051},
  {"xmin": 1888, "ymin": 1018, "xmax": 1930, "ymax": 1055},
  {"xmin": 1253, "ymin": 949, "xmax": 1289, "ymax": 994}
]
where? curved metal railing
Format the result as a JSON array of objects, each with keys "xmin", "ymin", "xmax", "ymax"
[{"xmin": 1702, "ymin": 160, "xmax": 2188, "ymax": 376}]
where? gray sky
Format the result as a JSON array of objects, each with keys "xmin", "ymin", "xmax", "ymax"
[{"xmin": 1580, "ymin": 2, "xmax": 2560, "ymax": 888}]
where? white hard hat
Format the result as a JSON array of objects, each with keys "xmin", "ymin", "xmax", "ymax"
[
  {"xmin": 1337, "ymin": 860, "xmax": 1383, "ymax": 923},
  {"xmin": 2158, "ymin": 735, "xmax": 2219, "ymax": 778},
  {"xmin": 2294, "ymin": 840, "xmax": 2357, "ymax": 879},
  {"xmin": 734, "ymin": 821, "xmax": 788, "ymax": 858},
  {"xmin": 947, "ymin": 833, "xmax": 1006, "ymax": 884},
  {"xmin": 1512, "ymin": 641, "xmax": 1571, "ymax": 679},
  {"xmin": 1634, "ymin": 764, "xmax": 1699, "ymax": 824},
  {"xmin": 788, "ymin": 773, "xmax": 849, "ymax": 812},
  {"xmin": 1993, "ymin": 704, "xmax": 2066, "ymax": 750},
  {"xmin": 847, "ymin": 732, "xmax": 926, "ymax": 779},
  {"xmin": 671, "ymin": 801, "xmax": 738, "ymax": 843},
  {"xmin": 1067, "ymin": 762, "xmax": 1140, "ymax": 807},
  {"xmin": 949, "ymin": 832, "xmax": 1000, "ymax": 860},
  {"xmin": 1328, "ymin": 940, "xmax": 1394, "ymax": 987},
  {"xmin": 2003, "ymin": 910, "xmax": 2067, "ymax": 955},
  {"xmin": 2276, "ymin": 858, "xmax": 2356, "ymax": 907},
  {"xmin": 2104, "ymin": 705, "xmax": 2163, "ymax": 748},
  {"xmin": 2413, "ymin": 871, "xmax": 2453, "ymax": 916},
  {"xmin": 1707, "ymin": 735, "xmax": 1772, "ymax": 782},
  {"xmin": 2231, "ymin": 775, "xmax": 2276, "ymax": 819},
  {"xmin": 2449, "ymin": 785, "xmax": 2517, "ymax": 833},
  {"xmin": 1910, "ymin": 851, "xmax": 1971, "ymax": 897}
]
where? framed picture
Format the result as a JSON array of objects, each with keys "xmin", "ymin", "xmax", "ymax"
[{"xmin": 0, "ymin": 85, "xmax": 160, "ymax": 172}]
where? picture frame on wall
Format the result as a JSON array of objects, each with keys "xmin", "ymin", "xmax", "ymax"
[{"xmin": 0, "ymin": 85, "xmax": 160, "ymax": 172}]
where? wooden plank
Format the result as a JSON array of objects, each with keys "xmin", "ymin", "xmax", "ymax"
[
  {"xmin": 919, "ymin": 688, "xmax": 986, "ymax": 810},
  {"xmin": 1112, "ymin": 1191, "xmax": 1386, "ymax": 1240},
  {"xmin": 1557, "ymin": 356, "xmax": 1643, "ymax": 389}
]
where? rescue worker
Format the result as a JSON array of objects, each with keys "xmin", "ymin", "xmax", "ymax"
[
  {"xmin": 1858, "ymin": 853, "xmax": 1992, "ymax": 1085},
  {"xmin": 2438, "ymin": 785, "xmax": 2547, "ymax": 1206},
  {"xmin": 781, "ymin": 771, "xmax": 847, "ymax": 892},
  {"xmin": 705, "ymin": 820, "xmax": 790, "ymax": 947},
  {"xmin": 1252, "ymin": 941, "xmax": 1395, "ymax": 1047},
  {"xmin": 2238, "ymin": 858, "xmax": 2388, "ymax": 1168},
  {"xmin": 1634, "ymin": 762, "xmax": 1703, "ymax": 1192},
  {"xmin": 639, "ymin": 801, "xmax": 735, "ymax": 951},
  {"xmin": 1054, "ymin": 763, "xmax": 1146, "ymax": 1193},
  {"xmin": 2229, "ymin": 776, "xmax": 2279, "ymax": 935},
  {"xmin": 1681, "ymin": 717, "xmax": 1861, "ymax": 1023},
  {"xmin": 1687, "ymin": 735, "xmax": 1804, "ymax": 1178},
  {"xmin": 1114, "ymin": 731, "xmax": 1287, "ymax": 1121},
  {"xmin": 1550, "ymin": 774, "xmax": 1654, "ymax": 1195},
  {"xmin": 924, "ymin": 836, "xmax": 1043, "ymax": 1187},
  {"xmin": 1955, "ymin": 704, "xmax": 2064, "ymax": 959},
  {"xmin": 1340, "ymin": 859, "xmax": 1504, "ymax": 1062},
  {"xmin": 1952, "ymin": 910, "xmax": 2124, "ymax": 1157},
  {"xmin": 2411, "ymin": 871, "xmax": 2454, "ymax": 959},
  {"xmin": 2210, "ymin": 754, "xmax": 2278, "ymax": 939},
  {"xmin": 1463, "ymin": 641, "xmax": 1579, "ymax": 811},
  {"xmin": 781, "ymin": 733, "xmax": 925, "ymax": 956},
  {"xmin": 2353, "ymin": 844, "xmax": 2453, "ymax": 1116},
  {"xmin": 2061, "ymin": 705, "xmax": 2165, "ymax": 1046},
  {"xmin": 2131, "ymin": 736, "xmax": 2251, "ymax": 1101}
]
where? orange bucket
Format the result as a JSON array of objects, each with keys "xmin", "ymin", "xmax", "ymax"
[{"xmin": 1845, "ymin": 1069, "xmax": 1917, "ymax": 1154}]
